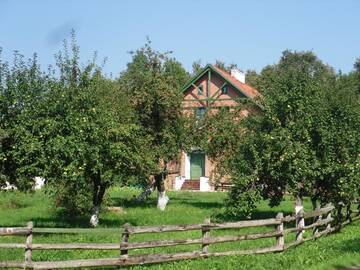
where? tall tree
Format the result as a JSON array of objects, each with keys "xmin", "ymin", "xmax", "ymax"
[
  {"xmin": 119, "ymin": 40, "xmax": 189, "ymax": 210},
  {"xmin": 1, "ymin": 35, "xmax": 156, "ymax": 226},
  {"xmin": 0, "ymin": 50, "xmax": 47, "ymax": 190},
  {"xmin": 196, "ymin": 50, "xmax": 360, "ymax": 218}
]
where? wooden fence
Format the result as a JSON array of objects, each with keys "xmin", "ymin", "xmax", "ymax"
[{"xmin": 0, "ymin": 204, "xmax": 359, "ymax": 269}]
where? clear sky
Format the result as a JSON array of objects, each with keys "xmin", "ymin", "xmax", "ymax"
[{"xmin": 0, "ymin": 0, "xmax": 359, "ymax": 76}]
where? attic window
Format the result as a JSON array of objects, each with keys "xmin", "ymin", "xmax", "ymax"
[
  {"xmin": 198, "ymin": 85, "xmax": 204, "ymax": 96},
  {"xmin": 221, "ymin": 84, "xmax": 228, "ymax": 94}
]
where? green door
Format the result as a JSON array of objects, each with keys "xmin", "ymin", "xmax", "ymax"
[{"xmin": 190, "ymin": 152, "xmax": 205, "ymax": 180}]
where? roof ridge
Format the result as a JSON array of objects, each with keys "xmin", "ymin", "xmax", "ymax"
[{"xmin": 210, "ymin": 64, "xmax": 260, "ymax": 99}]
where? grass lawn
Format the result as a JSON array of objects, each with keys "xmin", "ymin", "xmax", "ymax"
[{"xmin": 0, "ymin": 187, "xmax": 360, "ymax": 270}]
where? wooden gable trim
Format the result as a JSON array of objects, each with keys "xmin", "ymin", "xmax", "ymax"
[{"xmin": 182, "ymin": 64, "xmax": 247, "ymax": 100}]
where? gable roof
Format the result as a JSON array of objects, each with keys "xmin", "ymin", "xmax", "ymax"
[{"xmin": 182, "ymin": 64, "xmax": 260, "ymax": 99}]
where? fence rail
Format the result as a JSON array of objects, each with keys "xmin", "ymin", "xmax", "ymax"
[{"xmin": 1, "ymin": 203, "xmax": 359, "ymax": 269}]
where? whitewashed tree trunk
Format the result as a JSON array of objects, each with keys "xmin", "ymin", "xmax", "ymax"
[
  {"xmin": 295, "ymin": 196, "xmax": 304, "ymax": 241},
  {"xmin": 157, "ymin": 191, "xmax": 169, "ymax": 211},
  {"xmin": 90, "ymin": 206, "xmax": 100, "ymax": 227}
]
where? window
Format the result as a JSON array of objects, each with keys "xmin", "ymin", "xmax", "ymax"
[
  {"xmin": 221, "ymin": 84, "xmax": 228, "ymax": 94},
  {"xmin": 198, "ymin": 85, "xmax": 204, "ymax": 96},
  {"xmin": 196, "ymin": 107, "xmax": 206, "ymax": 119}
]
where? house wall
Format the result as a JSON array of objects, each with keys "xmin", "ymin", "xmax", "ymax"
[
  {"xmin": 165, "ymin": 68, "xmax": 251, "ymax": 190},
  {"xmin": 182, "ymin": 72, "xmax": 243, "ymax": 113}
]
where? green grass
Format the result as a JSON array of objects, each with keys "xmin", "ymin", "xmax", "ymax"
[{"xmin": 0, "ymin": 187, "xmax": 360, "ymax": 270}]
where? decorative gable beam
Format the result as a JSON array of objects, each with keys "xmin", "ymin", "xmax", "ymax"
[{"xmin": 188, "ymin": 92, "xmax": 206, "ymax": 107}]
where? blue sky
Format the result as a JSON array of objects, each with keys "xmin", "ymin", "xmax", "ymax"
[{"xmin": 0, "ymin": 0, "xmax": 359, "ymax": 76}]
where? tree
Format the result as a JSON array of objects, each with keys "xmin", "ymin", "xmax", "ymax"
[
  {"xmin": 1, "ymin": 35, "xmax": 156, "ymax": 226},
  {"xmin": 311, "ymin": 70, "xmax": 360, "ymax": 215},
  {"xmin": 0, "ymin": 50, "xmax": 47, "ymax": 190},
  {"xmin": 195, "ymin": 50, "xmax": 360, "ymax": 218},
  {"xmin": 42, "ymin": 37, "xmax": 156, "ymax": 225},
  {"xmin": 354, "ymin": 58, "xmax": 360, "ymax": 93},
  {"xmin": 191, "ymin": 60, "xmax": 203, "ymax": 75},
  {"xmin": 119, "ymin": 40, "xmax": 189, "ymax": 210},
  {"xmin": 214, "ymin": 60, "xmax": 239, "ymax": 73}
]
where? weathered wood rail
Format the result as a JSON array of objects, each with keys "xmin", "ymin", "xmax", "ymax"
[{"xmin": 0, "ymin": 203, "xmax": 359, "ymax": 269}]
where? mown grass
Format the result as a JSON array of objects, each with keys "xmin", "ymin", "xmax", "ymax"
[{"xmin": 0, "ymin": 187, "xmax": 359, "ymax": 270}]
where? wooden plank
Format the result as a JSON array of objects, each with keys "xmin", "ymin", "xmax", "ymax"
[
  {"xmin": 32, "ymin": 243, "xmax": 119, "ymax": 250},
  {"xmin": 30, "ymin": 246, "xmax": 282, "ymax": 269},
  {"xmin": 4, "ymin": 230, "xmax": 284, "ymax": 252},
  {"xmin": 0, "ymin": 243, "xmax": 26, "ymax": 249},
  {"xmin": 284, "ymin": 227, "xmax": 331, "ymax": 250},
  {"xmin": 32, "ymin": 227, "xmax": 122, "ymax": 234},
  {"xmin": 281, "ymin": 215, "xmax": 296, "ymax": 223},
  {"xmin": 0, "ymin": 261, "xmax": 25, "ymax": 268},
  {"xmin": 283, "ymin": 217, "xmax": 333, "ymax": 234},
  {"xmin": 0, "ymin": 227, "xmax": 29, "ymax": 236},
  {"xmin": 209, "ymin": 218, "xmax": 281, "ymax": 230},
  {"xmin": 128, "ymin": 224, "xmax": 202, "ymax": 234},
  {"xmin": 303, "ymin": 206, "xmax": 334, "ymax": 219},
  {"xmin": 121, "ymin": 238, "xmax": 203, "ymax": 250},
  {"xmin": 130, "ymin": 219, "xmax": 280, "ymax": 234},
  {"xmin": 203, "ymin": 230, "xmax": 280, "ymax": 245}
]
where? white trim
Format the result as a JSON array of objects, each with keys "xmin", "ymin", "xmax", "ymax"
[
  {"xmin": 200, "ymin": 177, "xmax": 210, "ymax": 191},
  {"xmin": 185, "ymin": 152, "xmax": 191, "ymax": 179},
  {"xmin": 174, "ymin": 176, "xmax": 186, "ymax": 191}
]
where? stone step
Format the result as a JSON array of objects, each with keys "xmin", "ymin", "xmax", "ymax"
[{"xmin": 181, "ymin": 180, "xmax": 200, "ymax": 190}]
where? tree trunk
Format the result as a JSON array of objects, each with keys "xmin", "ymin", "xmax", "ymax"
[
  {"xmin": 336, "ymin": 202, "xmax": 344, "ymax": 231},
  {"xmin": 311, "ymin": 196, "xmax": 318, "ymax": 211},
  {"xmin": 155, "ymin": 163, "xmax": 169, "ymax": 211},
  {"xmin": 295, "ymin": 195, "xmax": 304, "ymax": 242},
  {"xmin": 90, "ymin": 173, "xmax": 107, "ymax": 227}
]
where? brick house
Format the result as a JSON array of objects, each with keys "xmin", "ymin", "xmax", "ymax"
[{"xmin": 166, "ymin": 64, "xmax": 260, "ymax": 191}]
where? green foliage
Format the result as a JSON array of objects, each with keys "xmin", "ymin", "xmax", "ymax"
[
  {"xmin": 0, "ymin": 35, "xmax": 156, "ymax": 216},
  {"xmin": 191, "ymin": 59, "xmax": 203, "ymax": 75},
  {"xmin": 0, "ymin": 49, "xmax": 48, "ymax": 190},
  {"xmin": 118, "ymin": 40, "xmax": 189, "ymax": 175},
  {"xmin": 193, "ymin": 50, "xmax": 360, "ymax": 217},
  {"xmin": 41, "ymin": 38, "xmax": 155, "ymax": 215},
  {"xmin": 214, "ymin": 60, "xmax": 239, "ymax": 73}
]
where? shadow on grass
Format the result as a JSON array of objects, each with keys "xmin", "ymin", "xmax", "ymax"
[
  {"xmin": 31, "ymin": 215, "xmax": 142, "ymax": 228},
  {"xmin": 111, "ymin": 194, "xmax": 224, "ymax": 210},
  {"xmin": 212, "ymin": 209, "xmax": 293, "ymax": 223},
  {"xmin": 30, "ymin": 207, "xmax": 141, "ymax": 228},
  {"xmin": 111, "ymin": 197, "xmax": 158, "ymax": 209}
]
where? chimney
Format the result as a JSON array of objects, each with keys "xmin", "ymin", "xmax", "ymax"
[{"xmin": 230, "ymin": 68, "xmax": 245, "ymax": 83}]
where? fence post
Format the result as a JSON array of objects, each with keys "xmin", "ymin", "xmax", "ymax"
[
  {"xmin": 336, "ymin": 202, "xmax": 344, "ymax": 230},
  {"xmin": 276, "ymin": 212, "xmax": 284, "ymax": 250},
  {"xmin": 326, "ymin": 203, "xmax": 332, "ymax": 232},
  {"xmin": 295, "ymin": 196, "xmax": 304, "ymax": 242},
  {"xmin": 24, "ymin": 221, "xmax": 33, "ymax": 270},
  {"xmin": 313, "ymin": 205, "xmax": 321, "ymax": 237},
  {"xmin": 346, "ymin": 204, "xmax": 352, "ymax": 223},
  {"xmin": 120, "ymin": 223, "xmax": 130, "ymax": 256},
  {"xmin": 202, "ymin": 218, "xmax": 211, "ymax": 253}
]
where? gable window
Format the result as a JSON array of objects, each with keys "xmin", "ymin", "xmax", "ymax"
[
  {"xmin": 198, "ymin": 85, "xmax": 204, "ymax": 96},
  {"xmin": 221, "ymin": 84, "xmax": 228, "ymax": 94},
  {"xmin": 196, "ymin": 107, "xmax": 206, "ymax": 119}
]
